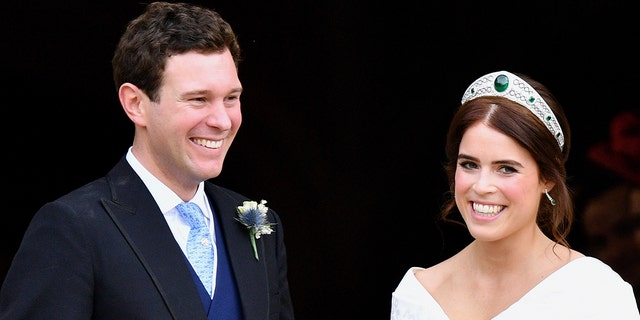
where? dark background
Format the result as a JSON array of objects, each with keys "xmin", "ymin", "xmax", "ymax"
[{"xmin": 3, "ymin": 1, "xmax": 638, "ymax": 318}]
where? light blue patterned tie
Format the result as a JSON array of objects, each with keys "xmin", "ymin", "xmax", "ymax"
[{"xmin": 177, "ymin": 202, "xmax": 214, "ymax": 297}]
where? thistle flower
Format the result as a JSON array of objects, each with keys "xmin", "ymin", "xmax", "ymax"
[{"xmin": 236, "ymin": 200, "xmax": 275, "ymax": 260}]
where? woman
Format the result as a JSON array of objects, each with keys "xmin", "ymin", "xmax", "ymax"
[{"xmin": 391, "ymin": 71, "xmax": 640, "ymax": 319}]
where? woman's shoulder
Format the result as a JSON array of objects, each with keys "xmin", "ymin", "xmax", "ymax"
[
  {"xmin": 565, "ymin": 255, "xmax": 626, "ymax": 279},
  {"xmin": 413, "ymin": 254, "xmax": 460, "ymax": 294},
  {"xmin": 553, "ymin": 255, "xmax": 635, "ymax": 295},
  {"xmin": 546, "ymin": 256, "xmax": 640, "ymax": 317},
  {"xmin": 392, "ymin": 267, "xmax": 449, "ymax": 320}
]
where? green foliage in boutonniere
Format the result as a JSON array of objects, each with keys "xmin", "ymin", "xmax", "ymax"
[{"xmin": 236, "ymin": 200, "xmax": 275, "ymax": 260}]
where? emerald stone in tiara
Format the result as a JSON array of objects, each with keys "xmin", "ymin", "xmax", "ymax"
[
  {"xmin": 494, "ymin": 75, "xmax": 509, "ymax": 92},
  {"xmin": 461, "ymin": 71, "xmax": 565, "ymax": 149}
]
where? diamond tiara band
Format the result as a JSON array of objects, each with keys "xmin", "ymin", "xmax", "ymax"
[{"xmin": 460, "ymin": 71, "xmax": 565, "ymax": 149}]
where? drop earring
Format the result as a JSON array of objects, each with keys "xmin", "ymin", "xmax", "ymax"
[{"xmin": 545, "ymin": 189, "xmax": 557, "ymax": 206}]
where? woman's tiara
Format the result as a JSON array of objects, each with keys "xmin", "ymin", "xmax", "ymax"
[{"xmin": 461, "ymin": 71, "xmax": 565, "ymax": 149}]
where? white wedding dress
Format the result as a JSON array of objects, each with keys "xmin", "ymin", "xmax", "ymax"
[{"xmin": 391, "ymin": 257, "xmax": 639, "ymax": 319}]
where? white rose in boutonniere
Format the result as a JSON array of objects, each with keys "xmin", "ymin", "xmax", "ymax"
[{"xmin": 235, "ymin": 199, "xmax": 275, "ymax": 261}]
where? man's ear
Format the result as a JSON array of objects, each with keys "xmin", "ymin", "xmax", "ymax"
[{"xmin": 118, "ymin": 82, "xmax": 148, "ymax": 126}]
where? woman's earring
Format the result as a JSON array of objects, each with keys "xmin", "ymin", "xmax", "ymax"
[{"xmin": 545, "ymin": 189, "xmax": 557, "ymax": 206}]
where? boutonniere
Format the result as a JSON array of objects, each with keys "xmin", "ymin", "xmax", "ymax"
[{"xmin": 236, "ymin": 200, "xmax": 275, "ymax": 261}]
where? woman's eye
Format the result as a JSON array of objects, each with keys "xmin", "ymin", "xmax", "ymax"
[
  {"xmin": 499, "ymin": 166, "xmax": 517, "ymax": 174},
  {"xmin": 459, "ymin": 161, "xmax": 477, "ymax": 169}
]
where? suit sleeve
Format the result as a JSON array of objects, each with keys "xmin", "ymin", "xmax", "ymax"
[{"xmin": 0, "ymin": 201, "xmax": 95, "ymax": 319}]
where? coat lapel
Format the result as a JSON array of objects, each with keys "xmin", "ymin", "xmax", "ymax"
[
  {"xmin": 205, "ymin": 183, "xmax": 270, "ymax": 319},
  {"xmin": 103, "ymin": 158, "xmax": 206, "ymax": 319}
]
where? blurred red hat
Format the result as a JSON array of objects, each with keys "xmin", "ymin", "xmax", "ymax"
[{"xmin": 588, "ymin": 111, "xmax": 640, "ymax": 185}]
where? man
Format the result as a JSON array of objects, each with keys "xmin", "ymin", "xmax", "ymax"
[{"xmin": 0, "ymin": 2, "xmax": 294, "ymax": 319}]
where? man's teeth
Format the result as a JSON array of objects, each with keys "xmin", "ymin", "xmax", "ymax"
[
  {"xmin": 473, "ymin": 202, "xmax": 504, "ymax": 216},
  {"xmin": 193, "ymin": 138, "xmax": 222, "ymax": 148}
]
